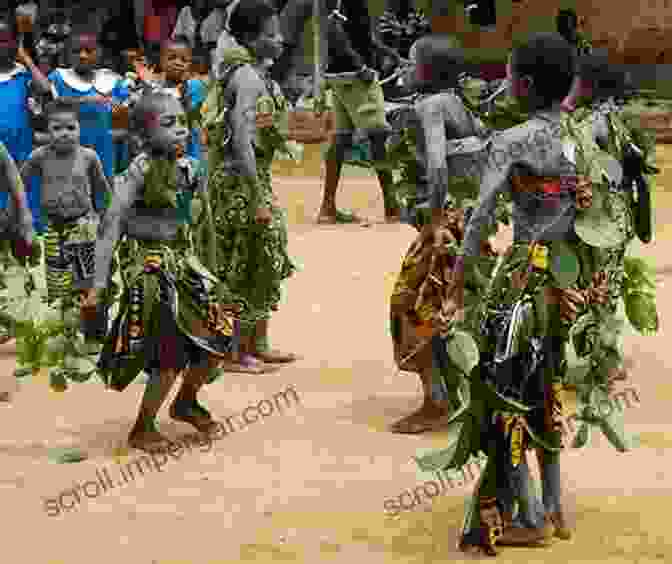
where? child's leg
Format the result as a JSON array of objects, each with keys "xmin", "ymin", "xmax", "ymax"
[
  {"xmin": 44, "ymin": 224, "xmax": 73, "ymax": 304},
  {"xmin": 170, "ymin": 353, "xmax": 222, "ymax": 434},
  {"xmin": 128, "ymin": 367, "xmax": 179, "ymax": 451},
  {"xmin": 369, "ymin": 128, "xmax": 399, "ymax": 221},
  {"xmin": 318, "ymin": 132, "xmax": 351, "ymax": 222}
]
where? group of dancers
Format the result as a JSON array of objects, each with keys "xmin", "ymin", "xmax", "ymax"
[
  {"xmin": 389, "ymin": 32, "xmax": 658, "ymax": 556},
  {"xmin": 0, "ymin": 1, "xmax": 661, "ymax": 556}
]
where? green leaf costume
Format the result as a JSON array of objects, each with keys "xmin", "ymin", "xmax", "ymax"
[{"xmin": 197, "ymin": 47, "xmax": 295, "ymax": 335}]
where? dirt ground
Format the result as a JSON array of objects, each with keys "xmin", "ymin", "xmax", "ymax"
[{"xmin": 1, "ymin": 146, "xmax": 671, "ymax": 563}]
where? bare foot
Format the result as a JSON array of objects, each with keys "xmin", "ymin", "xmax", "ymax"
[
  {"xmin": 128, "ymin": 427, "xmax": 171, "ymax": 453},
  {"xmin": 169, "ymin": 402, "xmax": 220, "ymax": 434},
  {"xmin": 252, "ymin": 349, "xmax": 300, "ymax": 364},
  {"xmin": 390, "ymin": 403, "xmax": 451, "ymax": 434},
  {"xmin": 219, "ymin": 355, "xmax": 279, "ymax": 374}
]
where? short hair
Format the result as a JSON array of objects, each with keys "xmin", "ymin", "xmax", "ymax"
[
  {"xmin": 66, "ymin": 31, "xmax": 101, "ymax": 52},
  {"xmin": 228, "ymin": 0, "xmax": 277, "ymax": 46},
  {"xmin": 412, "ymin": 35, "xmax": 467, "ymax": 93},
  {"xmin": 162, "ymin": 37, "xmax": 192, "ymax": 52},
  {"xmin": 129, "ymin": 91, "xmax": 176, "ymax": 136},
  {"xmin": 45, "ymin": 98, "xmax": 80, "ymax": 122},
  {"xmin": 511, "ymin": 32, "xmax": 576, "ymax": 109}
]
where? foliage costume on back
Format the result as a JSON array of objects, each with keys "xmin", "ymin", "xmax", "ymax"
[{"xmin": 412, "ymin": 33, "xmax": 655, "ymax": 556}]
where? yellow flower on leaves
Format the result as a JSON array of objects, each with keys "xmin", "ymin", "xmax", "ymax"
[{"xmin": 530, "ymin": 244, "xmax": 548, "ymax": 270}]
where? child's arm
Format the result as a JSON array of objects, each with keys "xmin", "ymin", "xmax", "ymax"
[
  {"xmin": 94, "ymin": 161, "xmax": 142, "ymax": 290},
  {"xmin": 87, "ymin": 151, "xmax": 112, "ymax": 213},
  {"xmin": 2, "ymin": 145, "xmax": 34, "ymax": 243},
  {"xmin": 47, "ymin": 70, "xmax": 106, "ymax": 105},
  {"xmin": 230, "ymin": 66, "xmax": 266, "ymax": 179},
  {"xmin": 416, "ymin": 94, "xmax": 449, "ymax": 218},
  {"xmin": 17, "ymin": 46, "xmax": 52, "ymax": 96}
]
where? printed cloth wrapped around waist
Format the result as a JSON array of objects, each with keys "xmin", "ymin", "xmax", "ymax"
[
  {"xmin": 390, "ymin": 207, "xmax": 498, "ymax": 371},
  {"xmin": 45, "ymin": 213, "xmax": 100, "ymax": 286},
  {"xmin": 123, "ymin": 206, "xmax": 194, "ymax": 242}
]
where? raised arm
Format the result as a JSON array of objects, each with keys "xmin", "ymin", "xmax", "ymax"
[
  {"xmin": 2, "ymin": 145, "xmax": 33, "ymax": 242},
  {"xmin": 94, "ymin": 163, "xmax": 143, "ymax": 289}
]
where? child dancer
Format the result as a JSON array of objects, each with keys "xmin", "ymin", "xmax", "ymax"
[
  {"xmin": 0, "ymin": 14, "xmax": 53, "ymax": 232},
  {"xmin": 389, "ymin": 43, "xmax": 493, "ymax": 434},
  {"xmin": 88, "ymin": 90, "xmax": 241, "ymax": 451},
  {"xmin": 48, "ymin": 30, "xmax": 129, "ymax": 207},
  {"xmin": 443, "ymin": 33, "xmax": 585, "ymax": 554},
  {"xmin": 198, "ymin": 0, "xmax": 297, "ymax": 372},
  {"xmin": 19, "ymin": 99, "xmax": 110, "ymax": 346}
]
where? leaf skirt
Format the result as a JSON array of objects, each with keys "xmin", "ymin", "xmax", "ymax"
[{"xmin": 98, "ymin": 243, "xmax": 240, "ymax": 391}]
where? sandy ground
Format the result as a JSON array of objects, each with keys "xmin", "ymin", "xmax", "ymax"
[{"xmin": 1, "ymin": 147, "xmax": 672, "ymax": 563}]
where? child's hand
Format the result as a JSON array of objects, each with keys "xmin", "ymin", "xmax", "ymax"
[
  {"xmin": 16, "ymin": 46, "xmax": 33, "ymax": 67},
  {"xmin": 91, "ymin": 95, "xmax": 113, "ymax": 107},
  {"xmin": 255, "ymin": 206, "xmax": 272, "ymax": 225},
  {"xmin": 80, "ymin": 288, "xmax": 98, "ymax": 311},
  {"xmin": 256, "ymin": 112, "xmax": 274, "ymax": 129}
]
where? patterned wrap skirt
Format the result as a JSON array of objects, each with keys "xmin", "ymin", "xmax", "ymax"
[{"xmin": 98, "ymin": 236, "xmax": 240, "ymax": 391}]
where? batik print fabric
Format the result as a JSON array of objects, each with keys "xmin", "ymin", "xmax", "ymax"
[{"xmin": 97, "ymin": 153, "xmax": 240, "ymax": 391}]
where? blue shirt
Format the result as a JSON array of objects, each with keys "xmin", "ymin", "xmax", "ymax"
[
  {"xmin": 48, "ymin": 69, "xmax": 129, "ymax": 206},
  {"xmin": 0, "ymin": 66, "xmax": 34, "ymax": 212}
]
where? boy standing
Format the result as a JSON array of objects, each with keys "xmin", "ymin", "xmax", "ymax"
[{"xmin": 20, "ymin": 99, "xmax": 110, "ymax": 322}]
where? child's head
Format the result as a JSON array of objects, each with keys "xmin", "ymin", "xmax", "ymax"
[
  {"xmin": 35, "ymin": 11, "xmax": 71, "ymax": 68},
  {"xmin": 68, "ymin": 32, "xmax": 100, "ymax": 74},
  {"xmin": 508, "ymin": 32, "xmax": 576, "ymax": 110},
  {"xmin": 160, "ymin": 38, "xmax": 192, "ymax": 83},
  {"xmin": 45, "ymin": 99, "xmax": 80, "ymax": 152},
  {"xmin": 0, "ymin": 15, "xmax": 18, "ymax": 67},
  {"xmin": 130, "ymin": 92, "xmax": 189, "ymax": 156},
  {"xmin": 228, "ymin": 0, "xmax": 283, "ymax": 61},
  {"xmin": 123, "ymin": 47, "xmax": 146, "ymax": 71},
  {"xmin": 412, "ymin": 35, "xmax": 467, "ymax": 93}
]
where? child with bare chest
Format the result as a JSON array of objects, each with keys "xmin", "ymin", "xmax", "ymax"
[{"xmin": 20, "ymin": 99, "xmax": 110, "ymax": 311}]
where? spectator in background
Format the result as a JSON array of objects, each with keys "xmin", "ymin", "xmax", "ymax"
[
  {"xmin": 100, "ymin": 1, "xmax": 141, "ymax": 75},
  {"xmin": 135, "ymin": 0, "xmax": 181, "ymax": 68},
  {"xmin": 172, "ymin": 0, "xmax": 235, "ymax": 78}
]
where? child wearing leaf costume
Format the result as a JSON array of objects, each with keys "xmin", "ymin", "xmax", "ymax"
[
  {"xmin": 87, "ymin": 91, "xmax": 242, "ymax": 452},
  {"xmin": 420, "ymin": 34, "xmax": 592, "ymax": 555},
  {"xmin": 389, "ymin": 43, "xmax": 497, "ymax": 435},
  {"xmin": 197, "ymin": 0, "xmax": 298, "ymax": 374}
]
